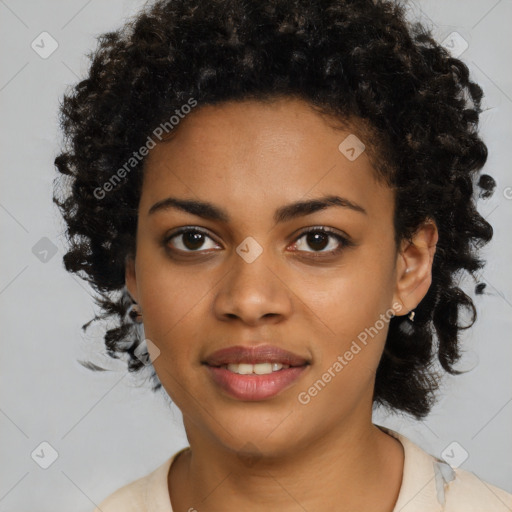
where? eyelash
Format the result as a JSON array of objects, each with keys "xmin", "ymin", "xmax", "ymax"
[{"xmin": 163, "ymin": 226, "xmax": 353, "ymax": 257}]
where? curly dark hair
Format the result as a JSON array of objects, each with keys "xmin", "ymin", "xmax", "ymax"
[{"xmin": 53, "ymin": 0, "xmax": 496, "ymax": 419}]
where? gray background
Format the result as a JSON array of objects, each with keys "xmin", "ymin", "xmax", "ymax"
[{"xmin": 0, "ymin": 0, "xmax": 511, "ymax": 510}]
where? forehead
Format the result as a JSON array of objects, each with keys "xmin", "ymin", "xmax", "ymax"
[{"xmin": 139, "ymin": 97, "xmax": 393, "ymax": 223}]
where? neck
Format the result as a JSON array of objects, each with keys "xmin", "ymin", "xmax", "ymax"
[{"xmin": 169, "ymin": 415, "xmax": 404, "ymax": 511}]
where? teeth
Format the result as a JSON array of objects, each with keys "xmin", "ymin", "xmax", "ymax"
[{"xmin": 225, "ymin": 362, "xmax": 290, "ymax": 375}]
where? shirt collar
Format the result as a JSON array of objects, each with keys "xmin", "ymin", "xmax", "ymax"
[
  {"xmin": 377, "ymin": 424, "xmax": 454, "ymax": 512},
  {"xmin": 144, "ymin": 447, "xmax": 189, "ymax": 512}
]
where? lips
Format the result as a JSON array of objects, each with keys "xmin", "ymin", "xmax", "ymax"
[
  {"xmin": 203, "ymin": 344, "xmax": 311, "ymax": 400},
  {"xmin": 203, "ymin": 344, "xmax": 310, "ymax": 367}
]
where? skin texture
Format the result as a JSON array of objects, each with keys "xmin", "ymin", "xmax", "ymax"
[{"xmin": 125, "ymin": 97, "xmax": 438, "ymax": 511}]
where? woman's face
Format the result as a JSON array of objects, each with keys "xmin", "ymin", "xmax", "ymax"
[{"xmin": 126, "ymin": 97, "xmax": 415, "ymax": 457}]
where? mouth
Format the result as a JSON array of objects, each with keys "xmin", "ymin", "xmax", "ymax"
[
  {"xmin": 211, "ymin": 361, "xmax": 297, "ymax": 374},
  {"xmin": 203, "ymin": 344, "xmax": 310, "ymax": 367},
  {"xmin": 202, "ymin": 344, "xmax": 310, "ymax": 401}
]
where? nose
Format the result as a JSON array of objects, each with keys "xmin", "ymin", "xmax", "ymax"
[{"xmin": 212, "ymin": 247, "xmax": 293, "ymax": 326}]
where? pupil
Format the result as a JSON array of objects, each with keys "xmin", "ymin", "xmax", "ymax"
[
  {"xmin": 184, "ymin": 231, "xmax": 204, "ymax": 250},
  {"xmin": 307, "ymin": 232, "xmax": 328, "ymax": 251}
]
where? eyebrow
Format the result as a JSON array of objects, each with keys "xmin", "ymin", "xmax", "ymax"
[{"xmin": 147, "ymin": 194, "xmax": 367, "ymax": 224}]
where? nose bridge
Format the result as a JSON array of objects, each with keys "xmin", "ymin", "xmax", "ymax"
[{"xmin": 213, "ymin": 235, "xmax": 292, "ymax": 323}]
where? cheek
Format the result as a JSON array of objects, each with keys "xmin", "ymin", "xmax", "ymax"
[
  {"xmin": 135, "ymin": 251, "xmax": 196, "ymax": 352},
  {"xmin": 135, "ymin": 251, "xmax": 224, "ymax": 373},
  {"xmin": 308, "ymin": 255, "xmax": 395, "ymax": 338},
  {"xmin": 302, "ymin": 246, "xmax": 397, "ymax": 379}
]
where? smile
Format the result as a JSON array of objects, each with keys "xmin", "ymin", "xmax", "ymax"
[
  {"xmin": 222, "ymin": 362, "xmax": 290, "ymax": 374},
  {"xmin": 205, "ymin": 363, "xmax": 309, "ymax": 401}
]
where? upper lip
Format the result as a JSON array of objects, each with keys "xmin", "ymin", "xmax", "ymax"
[{"xmin": 203, "ymin": 344, "xmax": 310, "ymax": 367}]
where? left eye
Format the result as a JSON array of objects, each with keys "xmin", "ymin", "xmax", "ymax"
[{"xmin": 291, "ymin": 228, "xmax": 350, "ymax": 254}]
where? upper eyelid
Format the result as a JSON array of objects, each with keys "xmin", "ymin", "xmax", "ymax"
[{"xmin": 167, "ymin": 226, "xmax": 220, "ymax": 243}]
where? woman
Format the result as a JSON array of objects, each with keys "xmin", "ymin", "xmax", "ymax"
[{"xmin": 53, "ymin": 0, "xmax": 512, "ymax": 510}]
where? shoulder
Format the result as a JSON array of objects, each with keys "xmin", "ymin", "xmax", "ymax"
[
  {"xmin": 444, "ymin": 466, "xmax": 512, "ymax": 511},
  {"xmin": 91, "ymin": 448, "xmax": 189, "ymax": 512},
  {"xmin": 92, "ymin": 474, "xmax": 148, "ymax": 512},
  {"xmin": 376, "ymin": 425, "xmax": 512, "ymax": 512}
]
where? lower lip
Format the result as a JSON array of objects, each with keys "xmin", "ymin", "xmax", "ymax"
[{"xmin": 205, "ymin": 365, "xmax": 309, "ymax": 401}]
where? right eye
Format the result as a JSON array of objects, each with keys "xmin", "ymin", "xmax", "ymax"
[{"xmin": 163, "ymin": 227, "xmax": 221, "ymax": 253}]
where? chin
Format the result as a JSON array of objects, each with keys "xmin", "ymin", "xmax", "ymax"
[{"xmin": 208, "ymin": 410, "xmax": 307, "ymax": 456}]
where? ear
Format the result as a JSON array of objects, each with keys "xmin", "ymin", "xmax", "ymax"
[
  {"xmin": 392, "ymin": 219, "xmax": 438, "ymax": 317},
  {"xmin": 125, "ymin": 253, "xmax": 139, "ymax": 303}
]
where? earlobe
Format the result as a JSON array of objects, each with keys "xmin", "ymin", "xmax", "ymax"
[
  {"xmin": 392, "ymin": 219, "xmax": 438, "ymax": 317},
  {"xmin": 125, "ymin": 254, "xmax": 139, "ymax": 303}
]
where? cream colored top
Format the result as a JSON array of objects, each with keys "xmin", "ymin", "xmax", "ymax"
[{"xmin": 92, "ymin": 426, "xmax": 512, "ymax": 511}]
